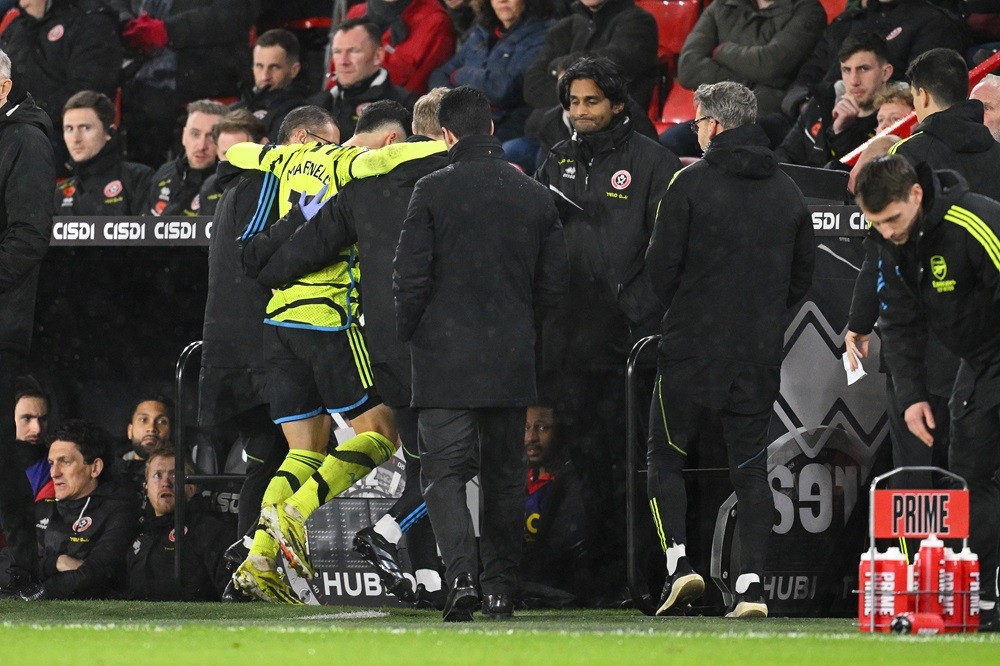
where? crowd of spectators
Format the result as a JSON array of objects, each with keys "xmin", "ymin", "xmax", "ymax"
[{"xmin": 2, "ymin": 0, "xmax": 1000, "ymax": 612}]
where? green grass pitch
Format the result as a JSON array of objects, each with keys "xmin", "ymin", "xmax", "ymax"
[{"xmin": 1, "ymin": 602, "xmax": 997, "ymax": 665}]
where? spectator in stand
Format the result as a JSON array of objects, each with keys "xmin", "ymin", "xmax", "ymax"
[
  {"xmin": 0, "ymin": 0, "xmax": 122, "ymax": 171},
  {"xmin": 121, "ymin": 0, "xmax": 260, "ymax": 168},
  {"xmin": 429, "ymin": 0, "xmax": 552, "ymax": 148},
  {"xmin": 520, "ymin": 404, "xmax": 600, "ymax": 607},
  {"xmin": 54, "ymin": 90, "xmax": 153, "ymax": 216},
  {"xmin": 344, "ymin": 0, "xmax": 456, "ymax": 94},
  {"xmin": 307, "ymin": 19, "xmax": 417, "ymax": 142},
  {"xmin": 115, "ymin": 397, "xmax": 174, "ymax": 501},
  {"xmin": 2, "ymin": 420, "xmax": 138, "ymax": 600},
  {"xmin": 775, "ymin": 33, "xmax": 892, "ymax": 168},
  {"xmin": 0, "ymin": 46, "xmax": 53, "ymax": 600},
  {"xmin": 781, "ymin": 0, "xmax": 966, "ymax": 121},
  {"xmin": 535, "ymin": 57, "xmax": 679, "ymax": 559},
  {"xmin": 13, "ymin": 378, "xmax": 53, "ymax": 502},
  {"xmin": 874, "ymin": 81, "xmax": 914, "ymax": 133},
  {"xmin": 147, "ymin": 99, "xmax": 226, "ymax": 216},
  {"xmin": 126, "ymin": 445, "xmax": 230, "ymax": 600},
  {"xmin": 521, "ymin": 0, "xmax": 658, "ymax": 170},
  {"xmin": 664, "ymin": 0, "xmax": 827, "ymax": 157},
  {"xmin": 442, "ymin": 0, "xmax": 477, "ymax": 39},
  {"xmin": 198, "ymin": 109, "xmax": 268, "ymax": 218},
  {"xmin": 230, "ymin": 28, "xmax": 307, "ymax": 143},
  {"xmin": 970, "ymin": 74, "xmax": 1000, "ymax": 142}
]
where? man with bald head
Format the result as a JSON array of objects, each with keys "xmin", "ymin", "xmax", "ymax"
[{"xmin": 971, "ymin": 74, "xmax": 1000, "ymax": 143}]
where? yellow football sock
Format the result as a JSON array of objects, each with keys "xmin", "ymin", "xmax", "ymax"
[
  {"xmin": 286, "ymin": 432, "xmax": 396, "ymax": 519},
  {"xmin": 249, "ymin": 449, "xmax": 324, "ymax": 557}
]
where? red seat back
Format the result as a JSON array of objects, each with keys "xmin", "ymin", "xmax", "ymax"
[{"xmin": 635, "ymin": 0, "xmax": 701, "ymax": 76}]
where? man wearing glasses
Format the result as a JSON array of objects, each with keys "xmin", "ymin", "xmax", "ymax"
[{"xmin": 640, "ymin": 81, "xmax": 814, "ymax": 618}]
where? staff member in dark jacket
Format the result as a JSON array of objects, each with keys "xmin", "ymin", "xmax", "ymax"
[
  {"xmin": 854, "ymin": 156, "xmax": 1000, "ymax": 632},
  {"xmin": 28, "ymin": 420, "xmax": 138, "ymax": 600},
  {"xmin": 535, "ymin": 57, "xmax": 679, "ymax": 527},
  {"xmin": 639, "ymin": 81, "xmax": 814, "ymax": 619},
  {"xmin": 0, "ymin": 49, "xmax": 53, "ymax": 598},
  {"xmin": 0, "ymin": 0, "xmax": 122, "ymax": 142},
  {"xmin": 54, "ymin": 90, "xmax": 153, "ymax": 216},
  {"xmin": 393, "ymin": 86, "xmax": 568, "ymax": 622},
  {"xmin": 127, "ymin": 447, "xmax": 230, "ymax": 600}
]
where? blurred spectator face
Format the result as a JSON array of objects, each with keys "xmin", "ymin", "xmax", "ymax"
[
  {"xmin": 182, "ymin": 111, "xmax": 222, "ymax": 170},
  {"xmin": 63, "ymin": 107, "xmax": 111, "ymax": 164},
  {"xmin": 216, "ymin": 130, "xmax": 252, "ymax": 162},
  {"xmin": 875, "ymin": 100, "xmax": 912, "ymax": 133},
  {"xmin": 492, "ymin": 0, "xmax": 525, "ymax": 29},
  {"xmin": 128, "ymin": 400, "xmax": 172, "ymax": 457},
  {"xmin": 524, "ymin": 406, "xmax": 556, "ymax": 467},
  {"xmin": 48, "ymin": 439, "xmax": 102, "ymax": 501},
  {"xmin": 19, "ymin": 0, "xmax": 46, "ymax": 19},
  {"xmin": 332, "ymin": 26, "xmax": 383, "ymax": 88},
  {"xmin": 145, "ymin": 455, "xmax": 196, "ymax": 517},
  {"xmin": 971, "ymin": 83, "xmax": 1000, "ymax": 142},
  {"xmin": 567, "ymin": 78, "xmax": 622, "ymax": 134},
  {"xmin": 14, "ymin": 395, "xmax": 48, "ymax": 445},
  {"xmin": 578, "ymin": 0, "xmax": 606, "ymax": 10},
  {"xmin": 840, "ymin": 50, "xmax": 892, "ymax": 110},
  {"xmin": 253, "ymin": 44, "xmax": 301, "ymax": 91}
]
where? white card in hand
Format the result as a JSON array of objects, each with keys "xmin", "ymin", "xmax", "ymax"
[{"xmin": 842, "ymin": 352, "xmax": 867, "ymax": 386}]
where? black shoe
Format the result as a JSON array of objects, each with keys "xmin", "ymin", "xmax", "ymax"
[
  {"xmin": 980, "ymin": 604, "xmax": 1000, "ymax": 632},
  {"xmin": 726, "ymin": 582, "xmax": 768, "ymax": 618},
  {"xmin": 442, "ymin": 573, "xmax": 479, "ymax": 622},
  {"xmin": 353, "ymin": 526, "xmax": 414, "ymax": 602},
  {"xmin": 223, "ymin": 535, "xmax": 252, "ymax": 571},
  {"xmin": 414, "ymin": 583, "xmax": 446, "ymax": 610},
  {"xmin": 221, "ymin": 578, "xmax": 255, "ymax": 603},
  {"xmin": 482, "ymin": 594, "xmax": 514, "ymax": 620},
  {"xmin": 656, "ymin": 557, "xmax": 705, "ymax": 616},
  {"xmin": 0, "ymin": 579, "xmax": 45, "ymax": 601}
]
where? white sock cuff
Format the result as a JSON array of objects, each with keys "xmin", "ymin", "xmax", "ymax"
[
  {"xmin": 373, "ymin": 515, "xmax": 402, "ymax": 544},
  {"xmin": 735, "ymin": 573, "xmax": 760, "ymax": 594},
  {"xmin": 415, "ymin": 569, "xmax": 442, "ymax": 592},
  {"xmin": 665, "ymin": 543, "xmax": 686, "ymax": 576}
]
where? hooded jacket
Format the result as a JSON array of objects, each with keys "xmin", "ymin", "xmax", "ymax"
[
  {"xmin": 36, "ymin": 480, "xmax": 139, "ymax": 599},
  {"xmin": 0, "ymin": 93, "xmax": 54, "ymax": 353},
  {"xmin": 523, "ymin": 0, "xmax": 658, "ymax": 126},
  {"xmin": 678, "ymin": 0, "xmax": 826, "ymax": 116},
  {"xmin": 306, "ymin": 68, "xmax": 417, "ymax": 143},
  {"xmin": 199, "ymin": 164, "xmax": 276, "ymax": 426},
  {"xmin": 0, "ymin": 0, "xmax": 121, "ymax": 130},
  {"xmin": 54, "ymin": 136, "xmax": 153, "ymax": 216},
  {"xmin": 230, "ymin": 81, "xmax": 308, "ymax": 142},
  {"xmin": 429, "ymin": 16, "xmax": 551, "ymax": 142},
  {"xmin": 393, "ymin": 135, "xmax": 569, "ymax": 408},
  {"xmin": 642, "ymin": 123, "xmax": 815, "ymax": 368},
  {"xmin": 875, "ymin": 166, "xmax": 1000, "ymax": 411},
  {"xmin": 147, "ymin": 154, "xmax": 216, "ymax": 216},
  {"xmin": 245, "ymin": 137, "xmax": 449, "ymax": 408},
  {"xmin": 889, "ymin": 100, "xmax": 1000, "ymax": 203},
  {"xmin": 126, "ymin": 498, "xmax": 231, "ymax": 601}
]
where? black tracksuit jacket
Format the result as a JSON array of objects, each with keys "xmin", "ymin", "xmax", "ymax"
[
  {"xmin": 0, "ymin": 93, "xmax": 53, "ymax": 354},
  {"xmin": 54, "ymin": 138, "xmax": 153, "ymax": 216},
  {"xmin": 875, "ymin": 167, "xmax": 1000, "ymax": 411},
  {"xmin": 36, "ymin": 481, "xmax": 139, "ymax": 599},
  {"xmin": 642, "ymin": 123, "xmax": 815, "ymax": 370},
  {"xmin": 125, "ymin": 500, "xmax": 231, "ymax": 601},
  {"xmin": 147, "ymin": 154, "xmax": 216, "ymax": 216},
  {"xmin": 393, "ymin": 135, "xmax": 569, "ymax": 408},
  {"xmin": 245, "ymin": 137, "xmax": 449, "ymax": 408},
  {"xmin": 230, "ymin": 81, "xmax": 308, "ymax": 142},
  {"xmin": 199, "ymin": 165, "xmax": 276, "ymax": 425},
  {"xmin": 775, "ymin": 82, "xmax": 877, "ymax": 168},
  {"xmin": 306, "ymin": 69, "xmax": 417, "ymax": 143}
]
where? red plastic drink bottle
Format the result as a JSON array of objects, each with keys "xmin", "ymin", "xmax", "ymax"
[
  {"xmin": 915, "ymin": 534, "xmax": 945, "ymax": 615},
  {"xmin": 959, "ymin": 547, "xmax": 980, "ymax": 632},
  {"xmin": 890, "ymin": 612, "xmax": 946, "ymax": 635},
  {"xmin": 942, "ymin": 548, "xmax": 962, "ymax": 633},
  {"xmin": 858, "ymin": 546, "xmax": 909, "ymax": 632}
]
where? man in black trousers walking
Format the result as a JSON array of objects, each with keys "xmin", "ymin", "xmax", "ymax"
[{"xmin": 393, "ymin": 86, "xmax": 568, "ymax": 622}]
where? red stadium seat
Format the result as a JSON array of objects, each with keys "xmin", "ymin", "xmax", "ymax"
[
  {"xmin": 659, "ymin": 82, "xmax": 696, "ymax": 131},
  {"xmin": 0, "ymin": 8, "xmax": 19, "ymax": 36},
  {"xmin": 819, "ymin": 0, "xmax": 847, "ymax": 24},
  {"xmin": 635, "ymin": 0, "xmax": 701, "ymax": 75}
]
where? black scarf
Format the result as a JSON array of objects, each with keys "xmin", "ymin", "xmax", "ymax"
[{"xmin": 366, "ymin": 0, "xmax": 412, "ymax": 46}]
